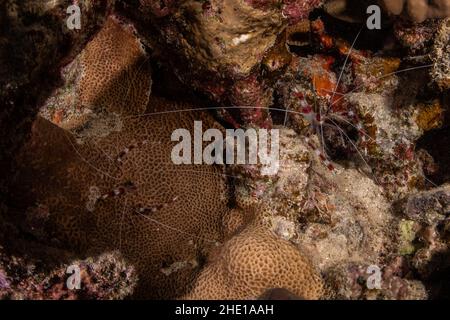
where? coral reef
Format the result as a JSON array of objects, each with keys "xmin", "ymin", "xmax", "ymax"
[
  {"xmin": 1, "ymin": 0, "xmax": 449, "ymax": 301},
  {"xmin": 40, "ymin": 15, "xmax": 152, "ymax": 137},
  {"xmin": 396, "ymin": 185, "xmax": 450, "ymax": 290},
  {"xmin": 78, "ymin": 16, "xmax": 151, "ymax": 117},
  {"xmin": 431, "ymin": 18, "xmax": 450, "ymax": 91},
  {"xmin": 326, "ymin": 259, "xmax": 427, "ymax": 300},
  {"xmin": 117, "ymin": 0, "xmax": 324, "ymax": 128}
]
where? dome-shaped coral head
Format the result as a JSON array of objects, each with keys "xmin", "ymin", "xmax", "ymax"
[
  {"xmin": 380, "ymin": 0, "xmax": 450, "ymax": 22},
  {"xmin": 10, "ymin": 98, "xmax": 231, "ymax": 299},
  {"xmin": 184, "ymin": 224, "xmax": 325, "ymax": 300}
]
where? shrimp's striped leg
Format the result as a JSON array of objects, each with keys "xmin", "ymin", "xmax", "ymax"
[
  {"xmin": 100, "ymin": 181, "xmax": 137, "ymax": 200},
  {"xmin": 116, "ymin": 140, "xmax": 149, "ymax": 164},
  {"xmin": 135, "ymin": 196, "xmax": 180, "ymax": 215},
  {"xmin": 304, "ymin": 134, "xmax": 336, "ymax": 172}
]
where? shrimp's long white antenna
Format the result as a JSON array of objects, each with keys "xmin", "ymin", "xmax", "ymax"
[
  {"xmin": 327, "ymin": 113, "xmax": 438, "ymax": 188},
  {"xmin": 137, "ymin": 212, "xmax": 220, "ymax": 244},
  {"xmin": 329, "ymin": 27, "xmax": 363, "ymax": 109},
  {"xmin": 330, "ymin": 64, "xmax": 433, "ymax": 108},
  {"xmin": 63, "ymin": 131, "xmax": 121, "ymax": 181},
  {"xmin": 312, "ymin": 79, "xmax": 327, "ymax": 154},
  {"xmin": 119, "ymin": 198, "xmax": 127, "ymax": 250}
]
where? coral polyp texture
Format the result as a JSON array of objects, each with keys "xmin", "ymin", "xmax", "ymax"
[
  {"xmin": 11, "ymin": 102, "xmax": 230, "ymax": 299},
  {"xmin": 79, "ymin": 16, "xmax": 151, "ymax": 116},
  {"xmin": 41, "ymin": 16, "xmax": 152, "ymax": 134},
  {"xmin": 184, "ymin": 224, "xmax": 324, "ymax": 300},
  {"xmin": 1, "ymin": 0, "xmax": 449, "ymax": 301}
]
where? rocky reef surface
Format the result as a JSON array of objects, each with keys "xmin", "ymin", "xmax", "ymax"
[{"xmin": 0, "ymin": 1, "xmax": 449, "ymax": 299}]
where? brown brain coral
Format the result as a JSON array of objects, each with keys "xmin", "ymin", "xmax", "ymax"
[
  {"xmin": 40, "ymin": 15, "xmax": 152, "ymax": 135},
  {"xmin": 11, "ymin": 97, "xmax": 230, "ymax": 299},
  {"xmin": 184, "ymin": 224, "xmax": 325, "ymax": 300},
  {"xmin": 79, "ymin": 16, "xmax": 152, "ymax": 116}
]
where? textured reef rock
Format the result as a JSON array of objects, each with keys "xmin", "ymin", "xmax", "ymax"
[
  {"xmin": 395, "ymin": 185, "xmax": 450, "ymax": 297},
  {"xmin": 231, "ymin": 128, "xmax": 396, "ymax": 294},
  {"xmin": 325, "ymin": 259, "xmax": 427, "ymax": 300},
  {"xmin": 0, "ymin": 248, "xmax": 137, "ymax": 300},
  {"xmin": 431, "ymin": 19, "xmax": 450, "ymax": 91},
  {"xmin": 0, "ymin": 207, "xmax": 136, "ymax": 300}
]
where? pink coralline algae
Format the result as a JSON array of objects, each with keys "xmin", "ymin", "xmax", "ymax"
[
  {"xmin": 282, "ymin": 0, "xmax": 324, "ymax": 24},
  {"xmin": 0, "ymin": 249, "xmax": 137, "ymax": 300}
]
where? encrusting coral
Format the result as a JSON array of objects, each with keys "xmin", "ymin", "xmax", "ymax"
[
  {"xmin": 79, "ymin": 16, "xmax": 152, "ymax": 117},
  {"xmin": 11, "ymin": 100, "xmax": 230, "ymax": 299},
  {"xmin": 41, "ymin": 16, "xmax": 152, "ymax": 135}
]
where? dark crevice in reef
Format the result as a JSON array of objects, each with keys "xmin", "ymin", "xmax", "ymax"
[
  {"xmin": 417, "ymin": 126, "xmax": 450, "ymax": 186},
  {"xmin": 323, "ymin": 123, "xmax": 360, "ymax": 162},
  {"xmin": 417, "ymin": 91, "xmax": 450, "ymax": 186},
  {"xmin": 311, "ymin": 6, "xmax": 395, "ymax": 53},
  {"xmin": 149, "ymin": 58, "xmax": 237, "ymax": 132},
  {"xmin": 421, "ymin": 248, "xmax": 450, "ymax": 299}
]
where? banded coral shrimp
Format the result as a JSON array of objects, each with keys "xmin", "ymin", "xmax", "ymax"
[{"xmin": 269, "ymin": 16, "xmax": 443, "ymax": 198}]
